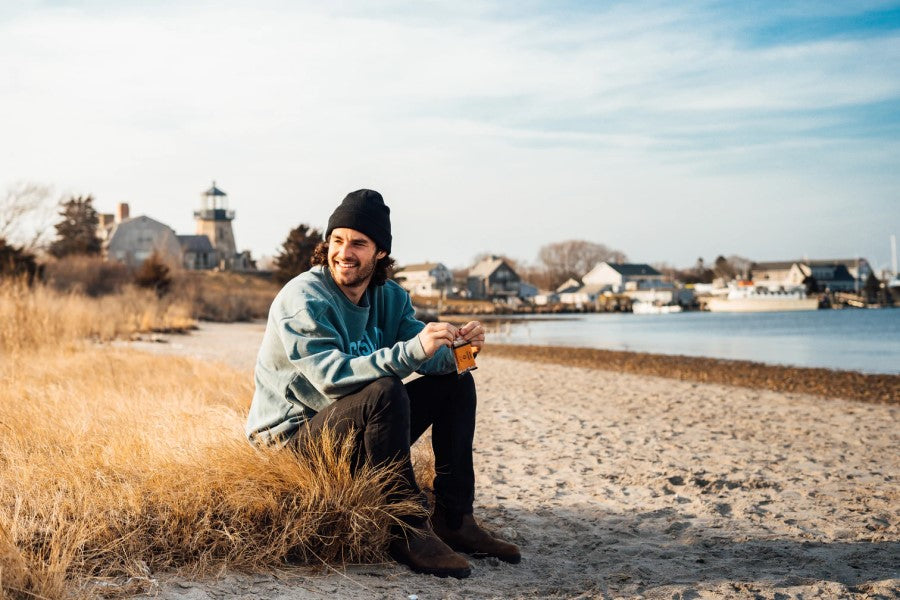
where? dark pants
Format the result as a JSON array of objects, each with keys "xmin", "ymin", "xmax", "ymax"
[{"xmin": 294, "ymin": 372, "xmax": 477, "ymax": 526}]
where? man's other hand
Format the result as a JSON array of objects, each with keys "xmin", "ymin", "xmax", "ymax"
[
  {"xmin": 417, "ymin": 322, "xmax": 459, "ymax": 357},
  {"xmin": 458, "ymin": 321, "xmax": 486, "ymax": 353}
]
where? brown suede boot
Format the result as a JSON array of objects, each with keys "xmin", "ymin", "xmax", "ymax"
[
  {"xmin": 388, "ymin": 521, "xmax": 472, "ymax": 578},
  {"xmin": 431, "ymin": 506, "xmax": 522, "ymax": 564}
]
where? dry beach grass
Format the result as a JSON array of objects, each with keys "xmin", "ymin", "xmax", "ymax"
[{"xmin": 0, "ymin": 283, "xmax": 417, "ymax": 599}]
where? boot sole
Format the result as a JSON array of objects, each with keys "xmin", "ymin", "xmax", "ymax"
[
  {"xmin": 406, "ymin": 563, "xmax": 472, "ymax": 579},
  {"xmin": 443, "ymin": 542, "xmax": 522, "ymax": 564},
  {"xmin": 389, "ymin": 548, "xmax": 472, "ymax": 579}
]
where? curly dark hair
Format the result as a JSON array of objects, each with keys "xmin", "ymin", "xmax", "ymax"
[{"xmin": 310, "ymin": 240, "xmax": 396, "ymax": 287}]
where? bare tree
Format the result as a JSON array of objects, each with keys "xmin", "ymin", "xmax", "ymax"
[
  {"xmin": 726, "ymin": 254, "xmax": 753, "ymax": 280},
  {"xmin": 537, "ymin": 240, "xmax": 626, "ymax": 288},
  {"xmin": 0, "ymin": 182, "xmax": 57, "ymax": 251},
  {"xmin": 713, "ymin": 255, "xmax": 736, "ymax": 281}
]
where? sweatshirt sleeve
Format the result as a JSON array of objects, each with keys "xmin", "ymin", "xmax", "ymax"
[
  {"xmin": 395, "ymin": 294, "xmax": 457, "ymax": 376},
  {"xmin": 277, "ymin": 305, "xmax": 430, "ymax": 400}
]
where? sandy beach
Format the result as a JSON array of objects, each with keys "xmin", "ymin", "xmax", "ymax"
[{"xmin": 127, "ymin": 322, "xmax": 899, "ymax": 599}]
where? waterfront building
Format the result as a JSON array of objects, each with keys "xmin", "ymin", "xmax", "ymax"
[
  {"xmin": 394, "ymin": 262, "xmax": 453, "ymax": 297},
  {"xmin": 467, "ymin": 256, "xmax": 521, "ymax": 300},
  {"xmin": 751, "ymin": 259, "xmax": 871, "ymax": 292},
  {"xmin": 177, "ymin": 235, "xmax": 217, "ymax": 270},
  {"xmin": 582, "ymin": 262, "xmax": 668, "ymax": 292}
]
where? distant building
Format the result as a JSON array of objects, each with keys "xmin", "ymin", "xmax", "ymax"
[
  {"xmin": 749, "ymin": 261, "xmax": 800, "ymax": 287},
  {"xmin": 559, "ymin": 283, "xmax": 607, "ymax": 308},
  {"xmin": 194, "ymin": 182, "xmax": 255, "ymax": 270},
  {"xmin": 532, "ymin": 290, "xmax": 560, "ymax": 306},
  {"xmin": 751, "ymin": 259, "xmax": 871, "ymax": 292},
  {"xmin": 518, "ymin": 281, "xmax": 539, "ymax": 301},
  {"xmin": 104, "ymin": 213, "xmax": 182, "ymax": 268},
  {"xmin": 467, "ymin": 256, "xmax": 520, "ymax": 300},
  {"xmin": 177, "ymin": 235, "xmax": 217, "ymax": 270},
  {"xmin": 394, "ymin": 262, "xmax": 453, "ymax": 297},
  {"xmin": 582, "ymin": 262, "xmax": 667, "ymax": 292}
]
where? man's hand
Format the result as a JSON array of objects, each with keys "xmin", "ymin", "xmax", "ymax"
[
  {"xmin": 458, "ymin": 320, "xmax": 486, "ymax": 353},
  {"xmin": 417, "ymin": 322, "xmax": 459, "ymax": 357}
]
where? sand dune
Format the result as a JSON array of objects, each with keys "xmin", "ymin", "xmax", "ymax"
[{"xmin": 128, "ymin": 322, "xmax": 899, "ymax": 599}]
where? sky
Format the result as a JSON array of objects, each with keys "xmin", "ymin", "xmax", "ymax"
[{"xmin": 1, "ymin": 0, "xmax": 899, "ymax": 273}]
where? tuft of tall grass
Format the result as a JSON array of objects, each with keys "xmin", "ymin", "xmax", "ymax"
[{"xmin": 0, "ymin": 348, "xmax": 423, "ymax": 598}]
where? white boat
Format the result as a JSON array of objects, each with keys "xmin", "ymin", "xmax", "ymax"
[
  {"xmin": 706, "ymin": 283, "xmax": 818, "ymax": 313},
  {"xmin": 631, "ymin": 301, "xmax": 683, "ymax": 315}
]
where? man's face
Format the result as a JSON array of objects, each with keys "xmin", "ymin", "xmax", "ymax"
[{"xmin": 327, "ymin": 228, "xmax": 386, "ymax": 290}]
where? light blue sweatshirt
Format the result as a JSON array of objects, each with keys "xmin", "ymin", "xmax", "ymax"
[{"xmin": 246, "ymin": 265, "xmax": 456, "ymax": 444}]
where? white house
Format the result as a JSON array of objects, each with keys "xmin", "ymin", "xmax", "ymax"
[
  {"xmin": 582, "ymin": 262, "xmax": 667, "ymax": 292},
  {"xmin": 558, "ymin": 283, "xmax": 607, "ymax": 308},
  {"xmin": 394, "ymin": 262, "xmax": 453, "ymax": 297},
  {"xmin": 532, "ymin": 290, "xmax": 560, "ymax": 306}
]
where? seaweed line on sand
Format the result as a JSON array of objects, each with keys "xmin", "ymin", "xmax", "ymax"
[{"xmin": 484, "ymin": 344, "xmax": 899, "ymax": 404}]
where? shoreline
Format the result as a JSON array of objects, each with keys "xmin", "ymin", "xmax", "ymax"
[{"xmin": 483, "ymin": 343, "xmax": 900, "ymax": 404}]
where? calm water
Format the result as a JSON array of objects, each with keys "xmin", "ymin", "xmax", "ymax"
[{"xmin": 485, "ymin": 309, "xmax": 900, "ymax": 375}]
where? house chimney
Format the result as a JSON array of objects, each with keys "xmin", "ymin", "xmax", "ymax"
[{"xmin": 116, "ymin": 203, "xmax": 130, "ymax": 223}]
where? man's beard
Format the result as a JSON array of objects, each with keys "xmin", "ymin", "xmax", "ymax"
[{"xmin": 329, "ymin": 254, "xmax": 378, "ymax": 289}]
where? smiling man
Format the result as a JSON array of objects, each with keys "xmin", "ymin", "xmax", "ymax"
[{"xmin": 246, "ymin": 189, "xmax": 520, "ymax": 578}]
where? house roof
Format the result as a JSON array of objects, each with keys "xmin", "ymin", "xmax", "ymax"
[
  {"xmin": 556, "ymin": 278, "xmax": 582, "ymax": 293},
  {"xmin": 177, "ymin": 234, "xmax": 215, "ymax": 253},
  {"xmin": 469, "ymin": 257, "xmax": 515, "ymax": 278},
  {"xmin": 751, "ymin": 261, "xmax": 798, "ymax": 271},
  {"xmin": 108, "ymin": 215, "xmax": 176, "ymax": 236},
  {"xmin": 605, "ymin": 263, "xmax": 661, "ymax": 277},
  {"xmin": 752, "ymin": 259, "xmax": 868, "ymax": 271},
  {"xmin": 572, "ymin": 283, "xmax": 610, "ymax": 295},
  {"xmin": 396, "ymin": 262, "xmax": 443, "ymax": 273},
  {"xmin": 807, "ymin": 258, "xmax": 868, "ymax": 268}
]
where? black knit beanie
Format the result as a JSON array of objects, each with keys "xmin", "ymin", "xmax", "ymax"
[{"xmin": 325, "ymin": 189, "xmax": 392, "ymax": 253}]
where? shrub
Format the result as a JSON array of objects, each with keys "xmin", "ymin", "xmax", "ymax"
[
  {"xmin": 134, "ymin": 252, "xmax": 173, "ymax": 297},
  {"xmin": 0, "ymin": 237, "xmax": 39, "ymax": 285},
  {"xmin": 172, "ymin": 270, "xmax": 278, "ymax": 322}
]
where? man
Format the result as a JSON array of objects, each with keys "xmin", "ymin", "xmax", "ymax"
[{"xmin": 246, "ymin": 189, "xmax": 520, "ymax": 578}]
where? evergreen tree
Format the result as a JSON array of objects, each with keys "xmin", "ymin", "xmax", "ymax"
[
  {"xmin": 274, "ymin": 223, "xmax": 322, "ymax": 285},
  {"xmin": 48, "ymin": 195, "xmax": 102, "ymax": 258}
]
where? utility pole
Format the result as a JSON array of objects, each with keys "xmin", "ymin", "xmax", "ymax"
[{"xmin": 892, "ymin": 234, "xmax": 897, "ymax": 277}]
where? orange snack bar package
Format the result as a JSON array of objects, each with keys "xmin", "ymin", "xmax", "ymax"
[{"xmin": 452, "ymin": 339, "xmax": 478, "ymax": 375}]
